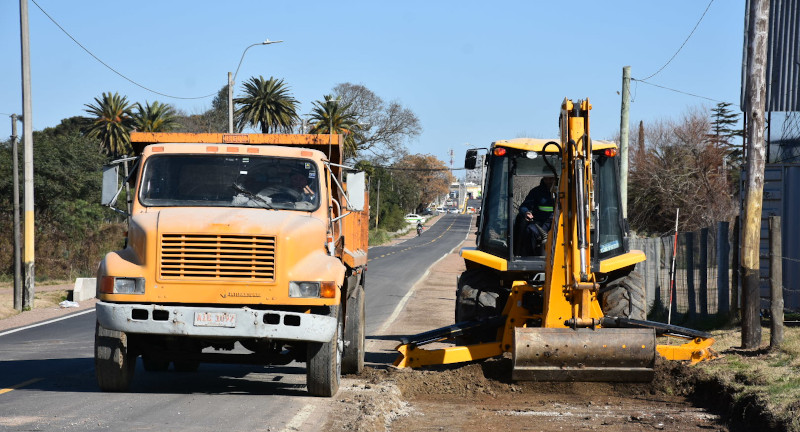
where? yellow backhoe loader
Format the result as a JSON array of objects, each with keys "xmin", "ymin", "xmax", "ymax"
[{"xmin": 395, "ymin": 99, "xmax": 716, "ymax": 381}]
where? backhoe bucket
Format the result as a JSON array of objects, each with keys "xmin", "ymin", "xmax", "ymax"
[{"xmin": 512, "ymin": 327, "xmax": 656, "ymax": 382}]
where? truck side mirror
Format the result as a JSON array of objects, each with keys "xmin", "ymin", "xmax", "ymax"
[
  {"xmin": 101, "ymin": 165, "xmax": 120, "ymax": 206},
  {"xmin": 345, "ymin": 172, "xmax": 366, "ymax": 211},
  {"xmin": 465, "ymin": 150, "xmax": 478, "ymax": 170}
]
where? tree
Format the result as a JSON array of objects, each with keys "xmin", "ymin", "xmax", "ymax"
[
  {"xmin": 391, "ymin": 154, "xmax": 453, "ymax": 213},
  {"xmin": 82, "ymin": 92, "xmax": 135, "ymax": 157},
  {"xmin": 709, "ymin": 102, "xmax": 744, "ymax": 168},
  {"xmin": 173, "ymin": 86, "xmax": 229, "ymax": 133},
  {"xmin": 628, "ymin": 108, "xmax": 735, "ymax": 235},
  {"xmin": 308, "ymin": 95, "xmax": 363, "ymax": 160},
  {"xmin": 0, "ymin": 120, "xmax": 122, "ymax": 279},
  {"xmin": 133, "ymin": 101, "xmax": 178, "ymax": 132},
  {"xmin": 332, "ymin": 83, "xmax": 421, "ymax": 162},
  {"xmin": 234, "ymin": 76, "xmax": 299, "ymax": 133}
]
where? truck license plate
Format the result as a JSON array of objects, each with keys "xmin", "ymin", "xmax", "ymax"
[{"xmin": 194, "ymin": 312, "xmax": 236, "ymax": 328}]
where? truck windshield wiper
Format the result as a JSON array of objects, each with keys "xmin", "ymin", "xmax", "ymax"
[{"xmin": 232, "ymin": 183, "xmax": 273, "ymax": 209}]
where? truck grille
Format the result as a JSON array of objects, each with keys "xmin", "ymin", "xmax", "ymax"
[{"xmin": 159, "ymin": 234, "xmax": 276, "ymax": 281}]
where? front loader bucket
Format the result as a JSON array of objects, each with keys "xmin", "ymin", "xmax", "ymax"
[{"xmin": 512, "ymin": 327, "xmax": 656, "ymax": 382}]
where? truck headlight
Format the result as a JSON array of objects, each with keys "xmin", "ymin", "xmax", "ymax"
[
  {"xmin": 100, "ymin": 277, "xmax": 145, "ymax": 294},
  {"xmin": 289, "ymin": 281, "xmax": 336, "ymax": 298}
]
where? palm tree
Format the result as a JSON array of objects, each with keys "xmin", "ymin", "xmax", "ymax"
[
  {"xmin": 234, "ymin": 76, "xmax": 299, "ymax": 133},
  {"xmin": 308, "ymin": 95, "xmax": 364, "ymax": 159},
  {"xmin": 82, "ymin": 92, "xmax": 135, "ymax": 157},
  {"xmin": 133, "ymin": 100, "xmax": 178, "ymax": 132}
]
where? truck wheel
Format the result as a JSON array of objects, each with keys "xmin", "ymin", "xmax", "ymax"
[
  {"xmin": 342, "ymin": 284, "xmax": 365, "ymax": 374},
  {"xmin": 601, "ymin": 269, "xmax": 647, "ymax": 320},
  {"xmin": 306, "ymin": 306, "xmax": 342, "ymax": 397},
  {"xmin": 455, "ymin": 267, "xmax": 505, "ymax": 344},
  {"xmin": 95, "ymin": 321, "xmax": 136, "ymax": 392}
]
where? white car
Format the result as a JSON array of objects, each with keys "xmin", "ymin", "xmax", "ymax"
[{"xmin": 404, "ymin": 213, "xmax": 424, "ymax": 223}]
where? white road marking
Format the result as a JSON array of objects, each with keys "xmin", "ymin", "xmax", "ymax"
[
  {"xmin": 0, "ymin": 309, "xmax": 94, "ymax": 337},
  {"xmin": 377, "ymin": 217, "xmax": 473, "ymax": 335},
  {"xmin": 280, "ymin": 404, "xmax": 315, "ymax": 432}
]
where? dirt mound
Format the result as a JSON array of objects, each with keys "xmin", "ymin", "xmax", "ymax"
[{"xmin": 358, "ymin": 357, "xmax": 696, "ymax": 400}]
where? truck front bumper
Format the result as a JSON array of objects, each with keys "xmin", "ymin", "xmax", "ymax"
[{"xmin": 95, "ymin": 301, "xmax": 336, "ymax": 343}]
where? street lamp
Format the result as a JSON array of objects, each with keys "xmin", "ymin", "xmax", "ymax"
[{"xmin": 228, "ymin": 39, "xmax": 284, "ymax": 133}]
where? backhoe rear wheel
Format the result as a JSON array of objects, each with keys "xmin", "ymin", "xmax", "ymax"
[{"xmin": 601, "ymin": 269, "xmax": 647, "ymax": 320}]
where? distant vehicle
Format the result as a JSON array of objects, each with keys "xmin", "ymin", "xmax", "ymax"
[
  {"xmin": 436, "ymin": 207, "xmax": 447, "ymax": 214},
  {"xmin": 448, "ymin": 208, "xmax": 459, "ymax": 214},
  {"xmin": 404, "ymin": 213, "xmax": 424, "ymax": 223},
  {"xmin": 420, "ymin": 208, "xmax": 434, "ymax": 216},
  {"xmin": 466, "ymin": 206, "xmax": 476, "ymax": 214}
]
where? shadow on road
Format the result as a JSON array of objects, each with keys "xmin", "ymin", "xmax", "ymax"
[{"xmin": 1, "ymin": 357, "xmax": 311, "ymax": 396}]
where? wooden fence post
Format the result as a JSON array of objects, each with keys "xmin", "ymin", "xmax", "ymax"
[
  {"xmin": 686, "ymin": 232, "xmax": 696, "ymax": 317},
  {"xmin": 769, "ymin": 216, "xmax": 783, "ymax": 348},
  {"xmin": 700, "ymin": 227, "xmax": 709, "ymax": 317},
  {"xmin": 717, "ymin": 221, "xmax": 730, "ymax": 315},
  {"xmin": 732, "ymin": 216, "xmax": 741, "ymax": 318}
]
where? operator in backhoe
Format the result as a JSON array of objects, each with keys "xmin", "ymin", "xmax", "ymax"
[{"xmin": 519, "ymin": 176, "xmax": 555, "ymax": 255}]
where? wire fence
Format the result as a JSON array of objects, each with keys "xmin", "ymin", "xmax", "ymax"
[
  {"xmin": 632, "ymin": 217, "xmax": 800, "ymax": 323},
  {"xmin": 631, "ymin": 222, "xmax": 736, "ymax": 322}
]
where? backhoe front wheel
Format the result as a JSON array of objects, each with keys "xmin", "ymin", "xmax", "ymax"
[
  {"xmin": 601, "ymin": 269, "xmax": 647, "ymax": 320},
  {"xmin": 455, "ymin": 267, "xmax": 506, "ymax": 344},
  {"xmin": 95, "ymin": 321, "xmax": 136, "ymax": 392},
  {"xmin": 306, "ymin": 306, "xmax": 342, "ymax": 397}
]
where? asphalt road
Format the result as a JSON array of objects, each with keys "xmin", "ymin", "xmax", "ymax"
[
  {"xmin": 0, "ymin": 213, "xmax": 474, "ymax": 432},
  {"xmin": 364, "ymin": 213, "xmax": 473, "ymax": 335}
]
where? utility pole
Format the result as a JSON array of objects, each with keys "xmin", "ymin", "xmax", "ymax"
[
  {"xmin": 10, "ymin": 115, "xmax": 22, "ymax": 312},
  {"xmin": 619, "ymin": 66, "xmax": 631, "ymax": 219},
  {"xmin": 227, "ymin": 72, "xmax": 234, "ymax": 133},
  {"xmin": 741, "ymin": 0, "xmax": 770, "ymax": 349},
  {"xmin": 20, "ymin": 0, "xmax": 35, "ymax": 310}
]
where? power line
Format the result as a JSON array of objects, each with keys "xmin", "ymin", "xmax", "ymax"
[
  {"xmin": 639, "ymin": 0, "xmax": 715, "ymax": 81},
  {"xmin": 631, "ymin": 78, "xmax": 732, "ymax": 104},
  {"xmin": 30, "ymin": 0, "xmax": 217, "ymax": 101}
]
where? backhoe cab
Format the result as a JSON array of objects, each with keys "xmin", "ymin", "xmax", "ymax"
[{"xmin": 395, "ymin": 99, "xmax": 716, "ymax": 381}]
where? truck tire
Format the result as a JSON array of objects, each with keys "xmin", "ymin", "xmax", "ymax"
[
  {"xmin": 342, "ymin": 283, "xmax": 365, "ymax": 375},
  {"xmin": 306, "ymin": 306, "xmax": 342, "ymax": 397},
  {"xmin": 455, "ymin": 267, "xmax": 505, "ymax": 344},
  {"xmin": 601, "ymin": 269, "xmax": 647, "ymax": 320},
  {"xmin": 95, "ymin": 321, "xmax": 136, "ymax": 392}
]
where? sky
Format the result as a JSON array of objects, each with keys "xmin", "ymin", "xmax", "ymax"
[{"xmin": 1, "ymin": 0, "xmax": 745, "ymax": 171}]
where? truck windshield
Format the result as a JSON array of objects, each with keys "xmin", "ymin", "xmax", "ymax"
[{"xmin": 139, "ymin": 154, "xmax": 320, "ymax": 211}]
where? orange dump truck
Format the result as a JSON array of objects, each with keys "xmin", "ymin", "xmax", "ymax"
[{"xmin": 95, "ymin": 132, "xmax": 368, "ymax": 396}]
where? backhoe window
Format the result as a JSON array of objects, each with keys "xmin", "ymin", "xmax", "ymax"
[
  {"xmin": 139, "ymin": 154, "xmax": 320, "ymax": 211},
  {"xmin": 479, "ymin": 155, "xmax": 510, "ymax": 257},
  {"xmin": 595, "ymin": 155, "xmax": 624, "ymax": 258}
]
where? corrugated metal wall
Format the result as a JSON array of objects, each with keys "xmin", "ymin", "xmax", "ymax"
[{"xmin": 741, "ymin": 0, "xmax": 800, "ymax": 112}]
